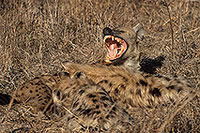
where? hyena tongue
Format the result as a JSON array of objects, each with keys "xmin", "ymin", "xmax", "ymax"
[{"xmin": 108, "ymin": 44, "xmax": 118, "ymax": 58}]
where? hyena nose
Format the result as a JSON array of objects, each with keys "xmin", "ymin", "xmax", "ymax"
[{"xmin": 103, "ymin": 27, "xmax": 112, "ymax": 36}]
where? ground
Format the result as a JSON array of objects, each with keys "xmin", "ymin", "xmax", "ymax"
[{"xmin": 0, "ymin": 0, "xmax": 199, "ymax": 132}]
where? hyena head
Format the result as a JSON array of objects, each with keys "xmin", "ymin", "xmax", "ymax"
[{"xmin": 103, "ymin": 23, "xmax": 145, "ymax": 72}]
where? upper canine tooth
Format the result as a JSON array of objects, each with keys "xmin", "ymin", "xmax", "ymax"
[
  {"xmin": 112, "ymin": 36, "xmax": 114, "ymax": 41},
  {"xmin": 104, "ymin": 35, "xmax": 110, "ymax": 42},
  {"xmin": 104, "ymin": 38, "xmax": 106, "ymax": 42}
]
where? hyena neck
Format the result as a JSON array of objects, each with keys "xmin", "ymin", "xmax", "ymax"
[{"xmin": 123, "ymin": 56, "xmax": 140, "ymax": 73}]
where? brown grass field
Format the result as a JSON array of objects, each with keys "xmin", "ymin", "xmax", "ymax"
[{"xmin": 0, "ymin": 0, "xmax": 199, "ymax": 132}]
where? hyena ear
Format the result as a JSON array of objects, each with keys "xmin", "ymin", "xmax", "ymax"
[
  {"xmin": 73, "ymin": 71, "xmax": 86, "ymax": 79},
  {"xmin": 133, "ymin": 23, "xmax": 146, "ymax": 41}
]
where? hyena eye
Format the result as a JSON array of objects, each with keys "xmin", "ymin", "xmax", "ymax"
[
  {"xmin": 53, "ymin": 89, "xmax": 63, "ymax": 100},
  {"xmin": 62, "ymin": 72, "xmax": 70, "ymax": 77},
  {"xmin": 74, "ymin": 71, "xmax": 86, "ymax": 79},
  {"xmin": 56, "ymin": 90, "xmax": 61, "ymax": 97}
]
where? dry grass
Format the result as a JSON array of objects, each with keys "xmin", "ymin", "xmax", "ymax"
[{"xmin": 0, "ymin": 0, "xmax": 199, "ymax": 132}]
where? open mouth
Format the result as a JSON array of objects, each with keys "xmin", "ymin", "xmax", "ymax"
[{"xmin": 104, "ymin": 35, "xmax": 127, "ymax": 61}]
